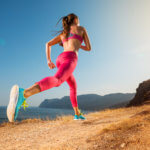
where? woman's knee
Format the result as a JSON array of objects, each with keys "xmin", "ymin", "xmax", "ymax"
[{"xmin": 55, "ymin": 77, "xmax": 64, "ymax": 87}]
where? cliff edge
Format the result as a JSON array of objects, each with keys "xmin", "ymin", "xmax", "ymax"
[{"xmin": 127, "ymin": 79, "xmax": 150, "ymax": 107}]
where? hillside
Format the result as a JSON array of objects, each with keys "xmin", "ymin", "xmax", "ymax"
[
  {"xmin": 39, "ymin": 93, "xmax": 135, "ymax": 111},
  {"xmin": 127, "ymin": 79, "xmax": 150, "ymax": 106},
  {"xmin": 0, "ymin": 104, "xmax": 149, "ymax": 150}
]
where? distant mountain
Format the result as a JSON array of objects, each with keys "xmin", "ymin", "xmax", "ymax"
[{"xmin": 39, "ymin": 93, "xmax": 135, "ymax": 111}]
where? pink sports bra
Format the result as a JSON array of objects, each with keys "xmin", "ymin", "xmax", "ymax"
[{"xmin": 62, "ymin": 31, "xmax": 83, "ymax": 44}]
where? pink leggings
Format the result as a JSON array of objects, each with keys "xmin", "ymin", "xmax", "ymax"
[{"xmin": 35, "ymin": 51, "xmax": 78, "ymax": 107}]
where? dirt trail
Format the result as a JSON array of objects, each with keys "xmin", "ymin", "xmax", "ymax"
[{"xmin": 0, "ymin": 105, "xmax": 150, "ymax": 150}]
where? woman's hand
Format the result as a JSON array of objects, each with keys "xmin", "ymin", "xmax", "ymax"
[{"xmin": 47, "ymin": 60, "xmax": 56, "ymax": 69}]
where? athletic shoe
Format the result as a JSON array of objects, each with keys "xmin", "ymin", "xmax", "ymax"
[
  {"xmin": 78, "ymin": 114, "xmax": 86, "ymax": 120},
  {"xmin": 74, "ymin": 114, "xmax": 86, "ymax": 120},
  {"xmin": 7, "ymin": 85, "xmax": 28, "ymax": 122},
  {"xmin": 73, "ymin": 109, "xmax": 86, "ymax": 120},
  {"xmin": 74, "ymin": 115, "xmax": 79, "ymax": 120}
]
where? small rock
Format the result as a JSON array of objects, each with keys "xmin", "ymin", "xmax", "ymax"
[{"xmin": 120, "ymin": 143, "xmax": 125, "ymax": 148}]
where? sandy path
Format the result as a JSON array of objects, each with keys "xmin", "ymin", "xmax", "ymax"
[{"xmin": 0, "ymin": 106, "xmax": 147, "ymax": 150}]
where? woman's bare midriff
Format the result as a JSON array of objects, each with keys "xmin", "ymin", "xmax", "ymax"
[{"xmin": 63, "ymin": 49, "xmax": 79, "ymax": 56}]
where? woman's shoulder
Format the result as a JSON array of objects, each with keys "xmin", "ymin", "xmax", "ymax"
[
  {"xmin": 77, "ymin": 26, "xmax": 87, "ymax": 35},
  {"xmin": 77, "ymin": 26, "xmax": 86, "ymax": 36},
  {"xmin": 71, "ymin": 25, "xmax": 85, "ymax": 31},
  {"xmin": 59, "ymin": 31, "xmax": 65, "ymax": 38},
  {"xmin": 78, "ymin": 25, "xmax": 84, "ymax": 28},
  {"xmin": 77, "ymin": 25, "xmax": 85, "ymax": 31}
]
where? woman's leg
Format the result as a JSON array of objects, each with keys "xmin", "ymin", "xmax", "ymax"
[
  {"xmin": 24, "ymin": 73, "xmax": 80, "ymax": 115},
  {"xmin": 23, "ymin": 74, "xmax": 61, "ymax": 99},
  {"xmin": 23, "ymin": 83, "xmax": 41, "ymax": 99},
  {"xmin": 66, "ymin": 74, "xmax": 80, "ymax": 116},
  {"xmin": 24, "ymin": 55, "xmax": 77, "ymax": 99}
]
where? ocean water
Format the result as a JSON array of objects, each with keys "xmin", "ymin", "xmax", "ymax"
[{"xmin": 0, "ymin": 106, "xmax": 91, "ymax": 124}]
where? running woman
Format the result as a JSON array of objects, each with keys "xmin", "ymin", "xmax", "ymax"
[{"xmin": 7, "ymin": 13, "xmax": 91, "ymax": 122}]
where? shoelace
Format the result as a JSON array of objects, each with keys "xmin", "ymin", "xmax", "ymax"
[
  {"xmin": 19, "ymin": 100, "xmax": 29, "ymax": 110},
  {"xmin": 78, "ymin": 109, "xmax": 83, "ymax": 116}
]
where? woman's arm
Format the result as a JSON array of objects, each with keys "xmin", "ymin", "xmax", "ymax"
[
  {"xmin": 46, "ymin": 34, "xmax": 62, "ymax": 69},
  {"xmin": 46, "ymin": 34, "xmax": 61, "ymax": 62},
  {"xmin": 80, "ymin": 45, "xmax": 91, "ymax": 51},
  {"xmin": 80, "ymin": 27, "xmax": 91, "ymax": 51}
]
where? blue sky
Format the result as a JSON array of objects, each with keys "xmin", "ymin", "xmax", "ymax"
[{"xmin": 1, "ymin": 0, "xmax": 150, "ymax": 106}]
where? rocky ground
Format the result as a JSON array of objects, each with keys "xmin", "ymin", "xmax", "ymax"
[{"xmin": 0, "ymin": 104, "xmax": 150, "ymax": 150}]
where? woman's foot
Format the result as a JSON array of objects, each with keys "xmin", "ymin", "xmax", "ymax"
[
  {"xmin": 74, "ymin": 109, "xmax": 86, "ymax": 120},
  {"xmin": 74, "ymin": 114, "xmax": 86, "ymax": 120},
  {"xmin": 7, "ymin": 85, "xmax": 28, "ymax": 122}
]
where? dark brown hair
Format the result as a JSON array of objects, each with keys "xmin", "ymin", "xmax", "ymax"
[{"xmin": 52, "ymin": 13, "xmax": 78, "ymax": 39}]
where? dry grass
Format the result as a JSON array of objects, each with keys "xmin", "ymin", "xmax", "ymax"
[
  {"xmin": 0, "ymin": 104, "xmax": 150, "ymax": 150},
  {"xmin": 53, "ymin": 114, "xmax": 73, "ymax": 123},
  {"xmin": 0, "ymin": 114, "xmax": 73, "ymax": 128},
  {"xmin": 86, "ymin": 106, "xmax": 150, "ymax": 150}
]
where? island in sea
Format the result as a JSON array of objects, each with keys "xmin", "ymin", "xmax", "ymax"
[{"xmin": 39, "ymin": 93, "xmax": 135, "ymax": 111}]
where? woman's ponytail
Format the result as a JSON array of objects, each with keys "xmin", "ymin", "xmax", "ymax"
[
  {"xmin": 52, "ymin": 13, "xmax": 78, "ymax": 38},
  {"xmin": 62, "ymin": 15, "xmax": 71, "ymax": 38}
]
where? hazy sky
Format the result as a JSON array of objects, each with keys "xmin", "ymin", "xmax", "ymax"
[{"xmin": 1, "ymin": 0, "xmax": 150, "ymax": 106}]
